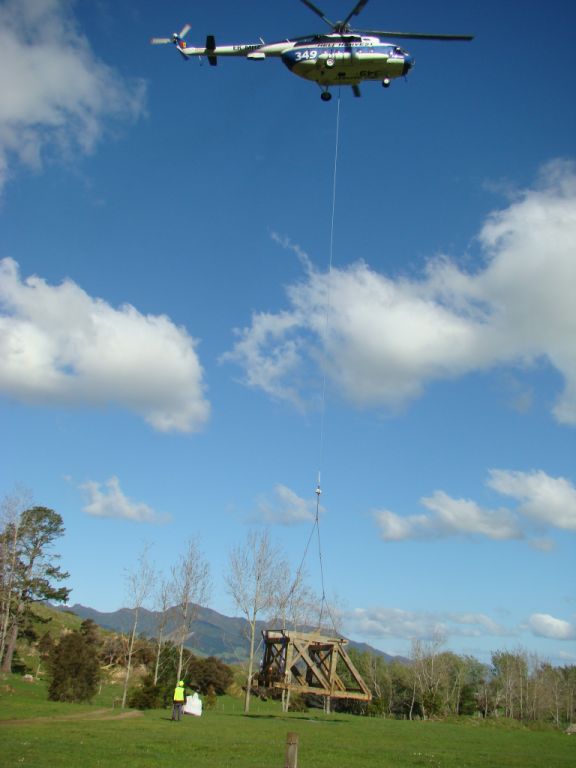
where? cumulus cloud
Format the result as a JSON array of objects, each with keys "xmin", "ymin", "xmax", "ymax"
[
  {"xmin": 0, "ymin": 0, "xmax": 145, "ymax": 191},
  {"xmin": 373, "ymin": 469, "xmax": 576, "ymax": 542},
  {"xmin": 80, "ymin": 476, "xmax": 168, "ymax": 524},
  {"xmin": 224, "ymin": 161, "xmax": 576, "ymax": 424},
  {"xmin": 0, "ymin": 258, "xmax": 210, "ymax": 431},
  {"xmin": 254, "ymin": 483, "xmax": 318, "ymax": 525},
  {"xmin": 345, "ymin": 607, "xmax": 576, "ymax": 646},
  {"xmin": 527, "ymin": 613, "xmax": 576, "ymax": 640},
  {"xmin": 488, "ymin": 469, "xmax": 576, "ymax": 531},
  {"xmin": 346, "ymin": 607, "xmax": 513, "ymax": 642},
  {"xmin": 375, "ymin": 491, "xmax": 522, "ymax": 542}
]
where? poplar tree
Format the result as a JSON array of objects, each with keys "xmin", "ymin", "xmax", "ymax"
[
  {"xmin": 225, "ymin": 529, "xmax": 285, "ymax": 714},
  {"xmin": 121, "ymin": 545, "xmax": 155, "ymax": 708},
  {"xmin": 171, "ymin": 538, "xmax": 211, "ymax": 684}
]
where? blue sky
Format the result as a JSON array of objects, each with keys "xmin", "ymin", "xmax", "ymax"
[{"xmin": 1, "ymin": 0, "xmax": 575, "ymax": 665}]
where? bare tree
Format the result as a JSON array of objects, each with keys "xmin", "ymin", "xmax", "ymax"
[
  {"xmin": 273, "ymin": 564, "xmax": 319, "ymax": 632},
  {"xmin": 225, "ymin": 529, "xmax": 285, "ymax": 714},
  {"xmin": 411, "ymin": 633, "xmax": 447, "ymax": 718},
  {"xmin": 171, "ymin": 537, "xmax": 211, "ymax": 683},
  {"xmin": 269, "ymin": 563, "xmax": 319, "ymax": 712},
  {"xmin": 121, "ymin": 545, "xmax": 155, "ymax": 708},
  {"xmin": 152, "ymin": 576, "xmax": 173, "ymax": 686}
]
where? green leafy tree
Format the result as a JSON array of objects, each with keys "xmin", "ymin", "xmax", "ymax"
[
  {"xmin": 128, "ymin": 643, "xmax": 234, "ymax": 709},
  {"xmin": 188, "ymin": 655, "xmax": 234, "ymax": 694},
  {"xmin": 48, "ymin": 624, "xmax": 101, "ymax": 702},
  {"xmin": 128, "ymin": 674, "xmax": 164, "ymax": 709},
  {"xmin": 491, "ymin": 649, "xmax": 529, "ymax": 719},
  {"xmin": 130, "ymin": 642, "xmax": 189, "ymax": 709},
  {"xmin": 389, "ymin": 660, "xmax": 420, "ymax": 719},
  {"xmin": 1, "ymin": 506, "xmax": 70, "ymax": 673}
]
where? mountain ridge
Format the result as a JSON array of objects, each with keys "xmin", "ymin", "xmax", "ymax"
[{"xmin": 60, "ymin": 603, "xmax": 404, "ymax": 665}]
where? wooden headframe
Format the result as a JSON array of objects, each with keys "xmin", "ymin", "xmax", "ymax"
[{"xmin": 259, "ymin": 629, "xmax": 372, "ymax": 702}]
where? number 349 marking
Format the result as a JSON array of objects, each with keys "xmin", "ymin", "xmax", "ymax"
[{"xmin": 294, "ymin": 50, "xmax": 318, "ymax": 61}]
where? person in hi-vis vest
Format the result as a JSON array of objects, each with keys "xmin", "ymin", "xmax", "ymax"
[{"xmin": 172, "ymin": 680, "xmax": 186, "ymax": 721}]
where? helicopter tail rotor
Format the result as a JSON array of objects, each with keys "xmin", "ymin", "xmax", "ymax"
[{"xmin": 150, "ymin": 23, "xmax": 192, "ymax": 58}]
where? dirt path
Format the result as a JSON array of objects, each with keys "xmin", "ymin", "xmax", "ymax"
[{"xmin": 0, "ymin": 708, "xmax": 144, "ymax": 726}]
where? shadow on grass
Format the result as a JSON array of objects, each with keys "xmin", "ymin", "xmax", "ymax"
[{"xmin": 228, "ymin": 712, "xmax": 348, "ymax": 724}]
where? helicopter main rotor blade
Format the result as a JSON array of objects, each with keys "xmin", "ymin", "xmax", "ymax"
[
  {"xmin": 150, "ymin": 37, "xmax": 172, "ymax": 45},
  {"xmin": 357, "ymin": 28, "xmax": 474, "ymax": 41},
  {"xmin": 341, "ymin": 0, "xmax": 370, "ymax": 29},
  {"xmin": 299, "ymin": 0, "xmax": 336, "ymax": 29},
  {"xmin": 178, "ymin": 23, "xmax": 191, "ymax": 39}
]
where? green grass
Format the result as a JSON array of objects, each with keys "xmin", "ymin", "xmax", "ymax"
[{"xmin": 1, "ymin": 676, "xmax": 574, "ymax": 768}]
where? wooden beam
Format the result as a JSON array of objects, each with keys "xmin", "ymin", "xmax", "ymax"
[{"xmin": 259, "ymin": 629, "xmax": 372, "ymax": 702}]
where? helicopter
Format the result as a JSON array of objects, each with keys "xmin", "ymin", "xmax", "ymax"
[{"xmin": 151, "ymin": 0, "xmax": 473, "ymax": 101}]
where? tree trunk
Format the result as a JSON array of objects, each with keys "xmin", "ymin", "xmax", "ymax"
[
  {"xmin": 282, "ymin": 689, "xmax": 292, "ymax": 713},
  {"xmin": 0, "ymin": 620, "xmax": 18, "ymax": 673},
  {"xmin": 409, "ymin": 679, "xmax": 417, "ymax": 720},
  {"xmin": 153, "ymin": 627, "xmax": 164, "ymax": 687},
  {"xmin": 176, "ymin": 621, "xmax": 187, "ymax": 684},
  {"xmin": 0, "ymin": 519, "xmax": 20, "ymax": 668},
  {"xmin": 244, "ymin": 619, "xmax": 256, "ymax": 714}
]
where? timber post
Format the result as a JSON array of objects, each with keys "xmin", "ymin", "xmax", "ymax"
[{"xmin": 284, "ymin": 732, "xmax": 299, "ymax": 768}]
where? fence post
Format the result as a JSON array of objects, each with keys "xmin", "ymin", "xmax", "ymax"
[{"xmin": 284, "ymin": 732, "xmax": 299, "ymax": 768}]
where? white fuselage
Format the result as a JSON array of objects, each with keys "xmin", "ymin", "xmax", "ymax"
[{"xmin": 180, "ymin": 34, "xmax": 414, "ymax": 87}]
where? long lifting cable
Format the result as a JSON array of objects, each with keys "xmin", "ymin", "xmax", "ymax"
[{"xmin": 288, "ymin": 89, "xmax": 342, "ymax": 635}]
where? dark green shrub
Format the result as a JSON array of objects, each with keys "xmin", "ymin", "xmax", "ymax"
[
  {"xmin": 128, "ymin": 675, "xmax": 163, "ymax": 709},
  {"xmin": 288, "ymin": 694, "xmax": 308, "ymax": 712},
  {"xmin": 48, "ymin": 630, "xmax": 100, "ymax": 703}
]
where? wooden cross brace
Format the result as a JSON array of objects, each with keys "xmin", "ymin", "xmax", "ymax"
[{"xmin": 259, "ymin": 629, "xmax": 372, "ymax": 702}]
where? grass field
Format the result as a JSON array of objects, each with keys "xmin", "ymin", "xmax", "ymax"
[{"xmin": 1, "ymin": 675, "xmax": 574, "ymax": 768}]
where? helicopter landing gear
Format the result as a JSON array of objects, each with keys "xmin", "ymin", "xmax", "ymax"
[
  {"xmin": 321, "ymin": 90, "xmax": 332, "ymax": 102},
  {"xmin": 382, "ymin": 78, "xmax": 391, "ymax": 88}
]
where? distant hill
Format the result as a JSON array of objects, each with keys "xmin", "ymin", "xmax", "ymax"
[{"xmin": 59, "ymin": 603, "xmax": 403, "ymax": 665}]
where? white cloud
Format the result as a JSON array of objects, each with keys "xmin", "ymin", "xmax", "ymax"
[
  {"xmin": 529, "ymin": 538, "xmax": 555, "ymax": 552},
  {"xmin": 0, "ymin": 258, "xmax": 210, "ymax": 431},
  {"xmin": 488, "ymin": 469, "xmax": 576, "ymax": 531},
  {"xmin": 346, "ymin": 607, "xmax": 512, "ymax": 642},
  {"xmin": 224, "ymin": 161, "xmax": 576, "ymax": 424},
  {"xmin": 527, "ymin": 613, "xmax": 576, "ymax": 640},
  {"xmin": 0, "ymin": 0, "xmax": 145, "ymax": 191},
  {"xmin": 223, "ymin": 311, "xmax": 305, "ymax": 407},
  {"xmin": 254, "ymin": 483, "xmax": 317, "ymax": 525},
  {"xmin": 373, "ymin": 469, "xmax": 576, "ymax": 542},
  {"xmin": 374, "ymin": 491, "xmax": 522, "ymax": 541},
  {"xmin": 374, "ymin": 491, "xmax": 522, "ymax": 542},
  {"xmin": 80, "ymin": 476, "xmax": 168, "ymax": 524}
]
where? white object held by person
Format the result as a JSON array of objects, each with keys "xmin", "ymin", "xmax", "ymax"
[{"xmin": 183, "ymin": 691, "xmax": 203, "ymax": 717}]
